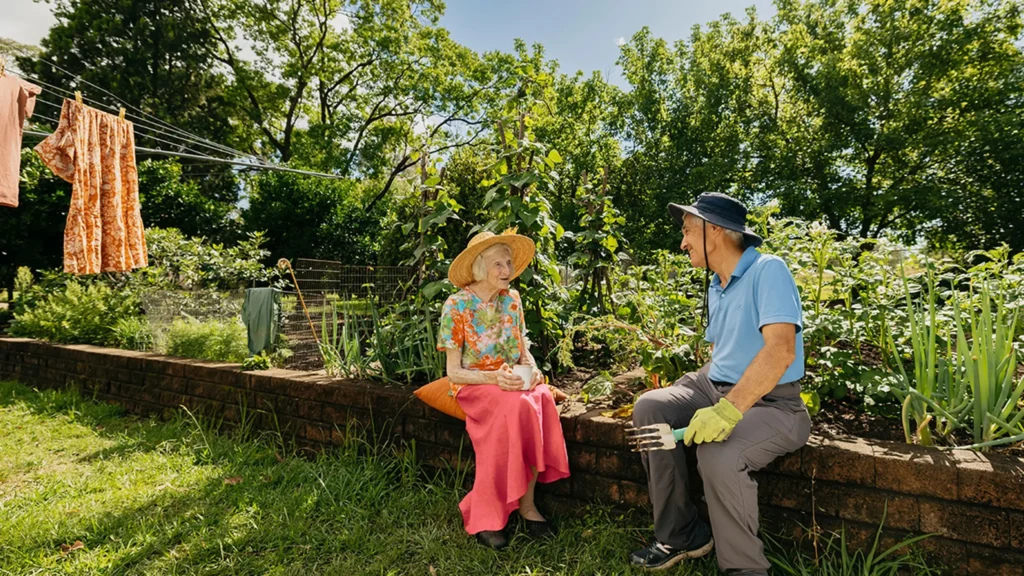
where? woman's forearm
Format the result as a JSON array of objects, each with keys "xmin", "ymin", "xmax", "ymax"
[{"xmin": 448, "ymin": 366, "xmax": 499, "ymax": 385}]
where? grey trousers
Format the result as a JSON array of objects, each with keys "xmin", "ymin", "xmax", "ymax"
[{"xmin": 632, "ymin": 364, "xmax": 811, "ymax": 573}]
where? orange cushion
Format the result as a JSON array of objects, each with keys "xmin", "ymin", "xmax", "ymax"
[{"xmin": 413, "ymin": 377, "xmax": 466, "ymax": 421}]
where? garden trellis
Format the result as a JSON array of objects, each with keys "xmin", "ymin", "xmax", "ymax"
[{"xmin": 279, "ymin": 259, "xmax": 415, "ymax": 371}]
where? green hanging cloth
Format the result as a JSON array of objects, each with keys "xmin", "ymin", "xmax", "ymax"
[{"xmin": 242, "ymin": 287, "xmax": 280, "ymax": 355}]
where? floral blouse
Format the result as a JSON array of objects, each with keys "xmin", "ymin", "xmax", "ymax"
[{"xmin": 437, "ymin": 288, "xmax": 527, "ymax": 395}]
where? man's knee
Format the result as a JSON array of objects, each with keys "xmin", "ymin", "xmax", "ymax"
[{"xmin": 632, "ymin": 389, "xmax": 676, "ymax": 425}]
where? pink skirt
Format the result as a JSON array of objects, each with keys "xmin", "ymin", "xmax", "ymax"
[{"xmin": 455, "ymin": 383, "xmax": 571, "ymax": 534}]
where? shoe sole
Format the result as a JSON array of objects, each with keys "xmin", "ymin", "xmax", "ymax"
[{"xmin": 641, "ymin": 538, "xmax": 714, "ymax": 571}]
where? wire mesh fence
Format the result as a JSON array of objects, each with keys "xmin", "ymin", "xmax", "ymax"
[
  {"xmin": 139, "ymin": 289, "xmax": 247, "ymax": 352},
  {"xmin": 279, "ymin": 260, "xmax": 416, "ymax": 371}
]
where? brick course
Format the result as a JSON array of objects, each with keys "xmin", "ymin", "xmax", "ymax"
[{"xmin": 2, "ymin": 337, "xmax": 1022, "ymax": 574}]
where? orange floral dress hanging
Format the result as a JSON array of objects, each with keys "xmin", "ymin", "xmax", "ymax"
[{"xmin": 35, "ymin": 98, "xmax": 147, "ymax": 274}]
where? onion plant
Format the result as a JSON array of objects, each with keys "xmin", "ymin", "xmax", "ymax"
[
  {"xmin": 319, "ymin": 299, "xmax": 370, "ymax": 379},
  {"xmin": 888, "ymin": 262, "xmax": 1024, "ymax": 450},
  {"xmin": 886, "ymin": 263, "xmax": 968, "ymax": 446},
  {"xmin": 949, "ymin": 282, "xmax": 1024, "ymax": 450}
]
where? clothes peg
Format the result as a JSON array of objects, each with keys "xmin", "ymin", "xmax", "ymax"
[
  {"xmin": 75, "ymin": 91, "xmax": 83, "ymax": 104},
  {"xmin": 119, "ymin": 107, "xmax": 126, "ymax": 120}
]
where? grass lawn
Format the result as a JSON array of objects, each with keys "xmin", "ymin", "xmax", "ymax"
[
  {"xmin": 0, "ymin": 379, "xmax": 721, "ymax": 575},
  {"xmin": 0, "ymin": 380, "xmax": 938, "ymax": 575}
]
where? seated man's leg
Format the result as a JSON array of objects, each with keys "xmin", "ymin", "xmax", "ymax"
[
  {"xmin": 631, "ymin": 370, "xmax": 717, "ymax": 550},
  {"xmin": 696, "ymin": 400, "xmax": 811, "ymax": 574}
]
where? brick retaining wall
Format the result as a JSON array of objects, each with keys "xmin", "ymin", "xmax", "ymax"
[{"xmin": 1, "ymin": 338, "xmax": 1022, "ymax": 575}]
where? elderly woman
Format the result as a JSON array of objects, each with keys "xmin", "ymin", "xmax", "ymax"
[{"xmin": 437, "ymin": 230, "xmax": 571, "ymax": 550}]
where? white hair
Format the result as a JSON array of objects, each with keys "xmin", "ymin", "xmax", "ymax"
[
  {"xmin": 722, "ymin": 228, "xmax": 745, "ymax": 247},
  {"xmin": 684, "ymin": 213, "xmax": 745, "ymax": 247},
  {"xmin": 471, "ymin": 243, "xmax": 513, "ymax": 282}
]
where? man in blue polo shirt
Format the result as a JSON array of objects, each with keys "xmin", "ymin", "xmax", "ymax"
[{"xmin": 628, "ymin": 192, "xmax": 811, "ymax": 575}]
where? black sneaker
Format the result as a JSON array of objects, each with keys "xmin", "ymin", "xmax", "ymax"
[{"xmin": 629, "ymin": 538, "xmax": 714, "ymax": 570}]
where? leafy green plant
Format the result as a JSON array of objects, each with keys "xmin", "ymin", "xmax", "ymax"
[
  {"xmin": 135, "ymin": 227, "xmax": 282, "ymax": 291},
  {"xmin": 242, "ymin": 353, "xmax": 272, "ymax": 371},
  {"xmin": 948, "ymin": 283, "xmax": 1024, "ymax": 450},
  {"xmin": 109, "ymin": 316, "xmax": 154, "ymax": 351},
  {"xmin": 476, "ymin": 100, "xmax": 570, "ymax": 363},
  {"xmin": 318, "ymin": 300, "xmax": 370, "ymax": 379},
  {"xmin": 9, "ymin": 280, "xmax": 140, "ymax": 347},
  {"xmin": 13, "ymin": 266, "xmax": 33, "ymax": 300},
  {"xmin": 885, "ymin": 260, "xmax": 1024, "ymax": 450},
  {"xmin": 568, "ymin": 167, "xmax": 627, "ymax": 313},
  {"xmin": 765, "ymin": 505, "xmax": 938, "ymax": 575},
  {"xmin": 400, "ymin": 157, "xmax": 462, "ymax": 289},
  {"xmin": 886, "ymin": 263, "xmax": 968, "ymax": 446},
  {"xmin": 368, "ymin": 297, "xmax": 446, "ymax": 386},
  {"xmin": 164, "ymin": 318, "xmax": 248, "ymax": 363},
  {"xmin": 316, "ymin": 295, "xmax": 445, "ymax": 386}
]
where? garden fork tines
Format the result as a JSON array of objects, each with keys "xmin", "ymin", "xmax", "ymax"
[{"xmin": 625, "ymin": 423, "xmax": 687, "ymax": 452}]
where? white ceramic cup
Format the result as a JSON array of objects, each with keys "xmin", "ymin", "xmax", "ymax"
[{"xmin": 512, "ymin": 365, "xmax": 533, "ymax": 391}]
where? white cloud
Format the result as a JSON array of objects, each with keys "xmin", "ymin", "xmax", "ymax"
[{"xmin": 616, "ymin": 37, "xmax": 626, "ymax": 46}]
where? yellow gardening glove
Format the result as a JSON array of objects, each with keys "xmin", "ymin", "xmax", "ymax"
[{"xmin": 683, "ymin": 398, "xmax": 743, "ymax": 446}]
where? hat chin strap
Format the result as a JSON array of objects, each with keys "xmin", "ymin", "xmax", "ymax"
[{"xmin": 702, "ymin": 219, "xmax": 710, "ymax": 331}]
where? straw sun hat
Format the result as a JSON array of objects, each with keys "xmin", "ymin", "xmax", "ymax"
[{"xmin": 448, "ymin": 228, "xmax": 536, "ymax": 288}]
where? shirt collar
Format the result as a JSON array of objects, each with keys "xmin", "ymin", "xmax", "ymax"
[{"xmin": 710, "ymin": 246, "xmax": 760, "ymax": 290}]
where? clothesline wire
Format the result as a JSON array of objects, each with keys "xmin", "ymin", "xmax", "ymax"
[
  {"xmin": 8, "ymin": 50, "xmax": 347, "ymax": 180},
  {"xmin": 19, "ymin": 127, "xmax": 246, "ymax": 176},
  {"xmin": 9, "ymin": 47, "xmax": 253, "ymax": 160},
  {"xmin": 9, "ymin": 65, "xmax": 245, "ymax": 160},
  {"xmin": 21, "ymin": 129, "xmax": 346, "ymax": 179},
  {"xmin": 29, "ymin": 96, "xmax": 215, "ymax": 158},
  {"xmin": 30, "ymin": 87, "xmax": 217, "ymax": 157},
  {"xmin": 13, "ymin": 69, "xmax": 235, "ymax": 158}
]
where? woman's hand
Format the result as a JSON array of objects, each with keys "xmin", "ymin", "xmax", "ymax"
[
  {"xmin": 495, "ymin": 363, "xmax": 525, "ymax": 391},
  {"xmin": 528, "ymin": 368, "xmax": 544, "ymax": 390}
]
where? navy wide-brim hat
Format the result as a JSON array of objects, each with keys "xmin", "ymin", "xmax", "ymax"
[{"xmin": 668, "ymin": 192, "xmax": 763, "ymax": 248}]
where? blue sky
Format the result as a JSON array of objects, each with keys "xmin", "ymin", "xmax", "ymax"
[{"xmin": 438, "ymin": 0, "xmax": 777, "ymax": 86}]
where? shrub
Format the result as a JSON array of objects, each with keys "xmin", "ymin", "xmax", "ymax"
[
  {"xmin": 164, "ymin": 318, "xmax": 248, "ymax": 363},
  {"xmin": 241, "ymin": 353, "xmax": 272, "ymax": 371},
  {"xmin": 8, "ymin": 280, "xmax": 140, "ymax": 346},
  {"xmin": 109, "ymin": 316, "xmax": 155, "ymax": 351},
  {"xmin": 14, "ymin": 266, "xmax": 33, "ymax": 298},
  {"xmin": 135, "ymin": 227, "xmax": 282, "ymax": 291}
]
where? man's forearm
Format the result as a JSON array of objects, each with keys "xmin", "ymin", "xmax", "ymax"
[{"xmin": 724, "ymin": 344, "xmax": 795, "ymax": 413}]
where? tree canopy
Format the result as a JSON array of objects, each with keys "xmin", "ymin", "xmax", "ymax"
[{"xmin": 4, "ymin": 0, "xmax": 1024, "ymax": 286}]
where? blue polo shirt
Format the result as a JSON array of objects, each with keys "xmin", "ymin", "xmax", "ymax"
[{"xmin": 705, "ymin": 246, "xmax": 804, "ymax": 385}]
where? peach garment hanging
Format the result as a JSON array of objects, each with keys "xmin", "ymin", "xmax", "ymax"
[
  {"xmin": 0, "ymin": 74, "xmax": 42, "ymax": 208},
  {"xmin": 34, "ymin": 98, "xmax": 147, "ymax": 274}
]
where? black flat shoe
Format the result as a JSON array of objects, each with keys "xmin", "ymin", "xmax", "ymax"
[
  {"xmin": 522, "ymin": 517, "xmax": 557, "ymax": 539},
  {"xmin": 476, "ymin": 529, "xmax": 509, "ymax": 549}
]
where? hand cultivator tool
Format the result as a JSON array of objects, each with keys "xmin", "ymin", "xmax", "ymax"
[{"xmin": 625, "ymin": 423, "xmax": 687, "ymax": 452}]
